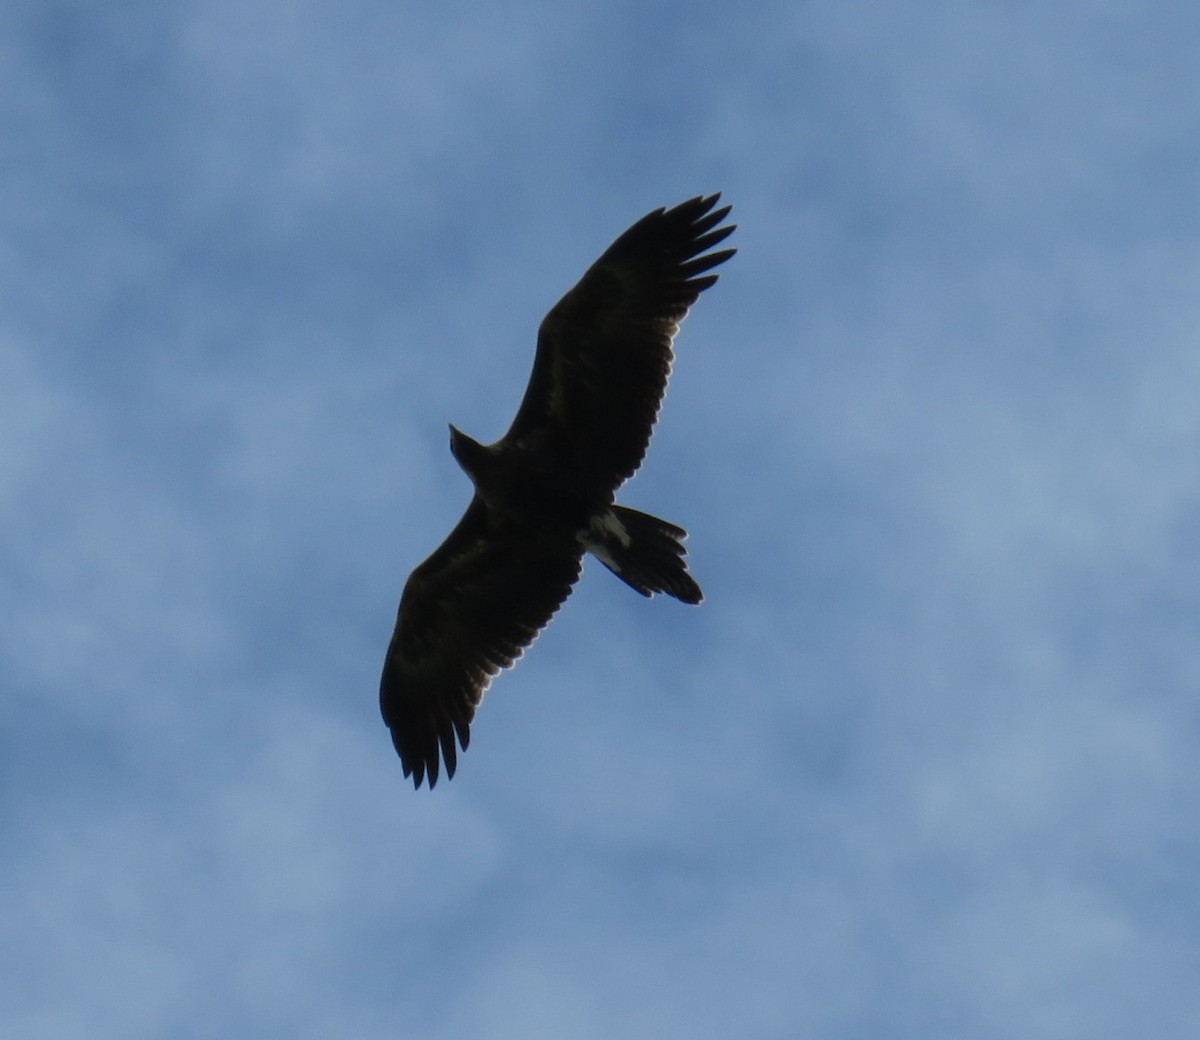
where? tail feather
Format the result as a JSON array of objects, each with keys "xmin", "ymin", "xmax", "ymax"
[{"xmin": 584, "ymin": 505, "xmax": 703, "ymax": 604}]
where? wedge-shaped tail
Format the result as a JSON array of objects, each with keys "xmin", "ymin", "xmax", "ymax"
[{"xmin": 584, "ymin": 505, "xmax": 703, "ymax": 604}]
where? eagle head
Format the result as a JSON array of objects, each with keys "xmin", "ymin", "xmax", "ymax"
[{"xmin": 448, "ymin": 424, "xmax": 489, "ymax": 483}]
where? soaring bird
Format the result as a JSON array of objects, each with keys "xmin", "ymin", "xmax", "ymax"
[{"xmin": 380, "ymin": 194, "xmax": 735, "ymax": 788}]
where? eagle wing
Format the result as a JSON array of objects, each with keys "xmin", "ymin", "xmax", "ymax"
[
  {"xmin": 503, "ymin": 193, "xmax": 736, "ymax": 490},
  {"xmin": 379, "ymin": 496, "xmax": 583, "ymax": 789}
]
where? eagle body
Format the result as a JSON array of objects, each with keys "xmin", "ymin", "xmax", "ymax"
[
  {"xmin": 448, "ymin": 425, "xmax": 605, "ymax": 529},
  {"xmin": 381, "ymin": 194, "xmax": 736, "ymax": 788}
]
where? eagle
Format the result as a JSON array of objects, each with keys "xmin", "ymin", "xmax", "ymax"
[{"xmin": 380, "ymin": 194, "xmax": 735, "ymax": 788}]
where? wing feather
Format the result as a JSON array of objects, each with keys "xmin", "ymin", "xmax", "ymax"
[
  {"xmin": 379, "ymin": 496, "xmax": 583, "ymax": 788},
  {"xmin": 504, "ymin": 194, "xmax": 736, "ymax": 489}
]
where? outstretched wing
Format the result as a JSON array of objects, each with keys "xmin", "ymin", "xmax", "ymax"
[
  {"xmin": 503, "ymin": 193, "xmax": 736, "ymax": 491},
  {"xmin": 380, "ymin": 496, "xmax": 583, "ymax": 789}
]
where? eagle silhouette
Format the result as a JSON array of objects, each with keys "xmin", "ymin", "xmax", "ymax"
[{"xmin": 380, "ymin": 195, "xmax": 735, "ymax": 788}]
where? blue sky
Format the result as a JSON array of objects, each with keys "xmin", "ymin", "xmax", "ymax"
[{"xmin": 4, "ymin": 1, "xmax": 1200, "ymax": 1037}]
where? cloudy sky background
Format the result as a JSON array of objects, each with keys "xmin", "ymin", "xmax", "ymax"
[{"xmin": 4, "ymin": 1, "xmax": 1200, "ymax": 1037}]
